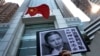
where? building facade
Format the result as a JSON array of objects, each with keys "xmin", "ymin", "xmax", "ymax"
[
  {"xmin": 90, "ymin": 0, "xmax": 100, "ymax": 5},
  {"xmin": 0, "ymin": 0, "xmax": 5, "ymax": 6},
  {"xmin": 71, "ymin": 0, "xmax": 91, "ymax": 14},
  {"xmin": 0, "ymin": 0, "xmax": 99, "ymax": 56},
  {"xmin": 0, "ymin": 2, "xmax": 19, "ymax": 23}
]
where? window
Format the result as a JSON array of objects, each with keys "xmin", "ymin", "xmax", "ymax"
[
  {"xmin": 0, "ymin": 27, "xmax": 8, "ymax": 40},
  {"xmin": 17, "ymin": 23, "xmax": 55, "ymax": 56},
  {"xmin": 65, "ymin": 17, "xmax": 84, "ymax": 31}
]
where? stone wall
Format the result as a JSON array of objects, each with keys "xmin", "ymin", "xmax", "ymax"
[
  {"xmin": 0, "ymin": 0, "xmax": 5, "ymax": 6},
  {"xmin": 71, "ymin": 0, "xmax": 91, "ymax": 14},
  {"xmin": 0, "ymin": 2, "xmax": 19, "ymax": 23}
]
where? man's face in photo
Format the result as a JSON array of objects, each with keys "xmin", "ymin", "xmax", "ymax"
[{"xmin": 47, "ymin": 34, "xmax": 63, "ymax": 50}]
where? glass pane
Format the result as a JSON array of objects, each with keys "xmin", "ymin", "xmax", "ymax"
[
  {"xmin": 0, "ymin": 27, "xmax": 8, "ymax": 40},
  {"xmin": 19, "ymin": 40, "xmax": 36, "ymax": 48},
  {"xmin": 17, "ymin": 23, "xmax": 55, "ymax": 56},
  {"xmin": 23, "ymin": 23, "xmax": 54, "ymax": 36},
  {"xmin": 17, "ymin": 48, "xmax": 36, "ymax": 56}
]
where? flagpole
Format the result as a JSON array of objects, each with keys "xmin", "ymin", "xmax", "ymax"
[{"xmin": 22, "ymin": 0, "xmax": 31, "ymax": 18}]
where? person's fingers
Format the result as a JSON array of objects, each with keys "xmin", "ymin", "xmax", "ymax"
[
  {"xmin": 59, "ymin": 50, "xmax": 67, "ymax": 55},
  {"xmin": 59, "ymin": 50, "xmax": 71, "ymax": 56},
  {"xmin": 61, "ymin": 51, "xmax": 71, "ymax": 56}
]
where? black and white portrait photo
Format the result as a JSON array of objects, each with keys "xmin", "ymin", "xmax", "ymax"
[
  {"xmin": 37, "ymin": 27, "xmax": 90, "ymax": 56},
  {"xmin": 40, "ymin": 30, "xmax": 71, "ymax": 56}
]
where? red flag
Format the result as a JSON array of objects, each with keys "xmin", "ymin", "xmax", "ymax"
[
  {"xmin": 26, "ymin": 4, "xmax": 50, "ymax": 19},
  {"xmin": 26, "ymin": 7, "xmax": 38, "ymax": 16}
]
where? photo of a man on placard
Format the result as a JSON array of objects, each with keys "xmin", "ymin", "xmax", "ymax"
[{"xmin": 40, "ymin": 30, "xmax": 71, "ymax": 56}]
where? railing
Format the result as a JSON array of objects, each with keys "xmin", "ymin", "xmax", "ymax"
[{"xmin": 84, "ymin": 17, "xmax": 100, "ymax": 39}]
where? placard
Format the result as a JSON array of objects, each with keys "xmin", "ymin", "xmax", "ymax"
[{"xmin": 37, "ymin": 26, "xmax": 90, "ymax": 56}]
